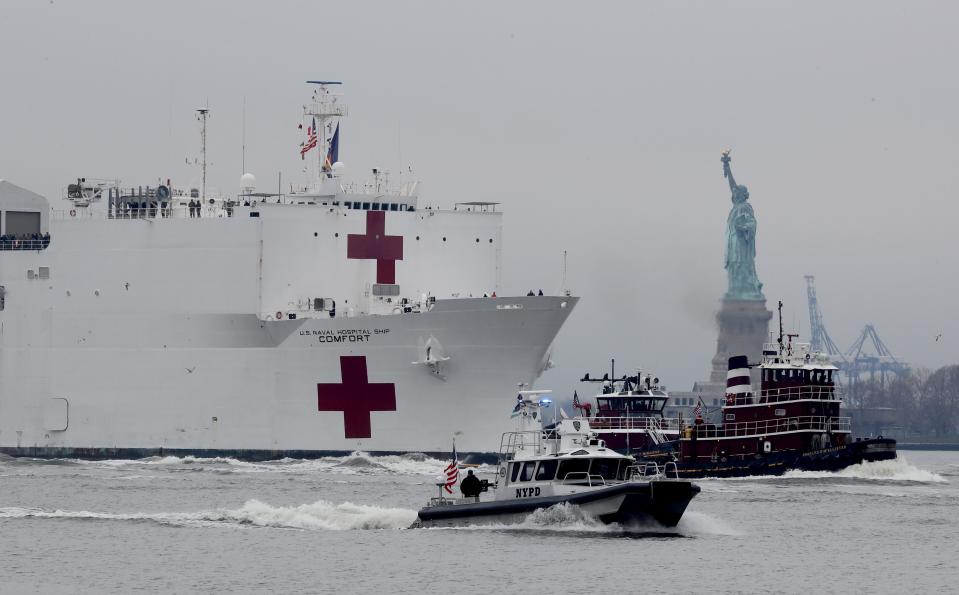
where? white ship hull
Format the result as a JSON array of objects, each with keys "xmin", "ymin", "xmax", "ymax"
[{"xmin": 0, "ymin": 296, "xmax": 575, "ymax": 457}]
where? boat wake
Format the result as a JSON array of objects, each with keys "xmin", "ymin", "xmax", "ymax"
[
  {"xmin": 423, "ymin": 503, "xmax": 738, "ymax": 538},
  {"xmin": 43, "ymin": 451, "xmax": 473, "ymax": 477},
  {"xmin": 0, "ymin": 499, "xmax": 418, "ymax": 531},
  {"xmin": 711, "ymin": 456, "xmax": 946, "ymax": 484},
  {"xmin": 781, "ymin": 457, "xmax": 946, "ymax": 483},
  {"xmin": 0, "ymin": 498, "xmax": 736, "ymax": 536},
  {"xmin": 675, "ymin": 511, "xmax": 744, "ymax": 536}
]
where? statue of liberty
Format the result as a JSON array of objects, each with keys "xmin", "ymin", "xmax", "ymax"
[{"xmin": 721, "ymin": 150, "xmax": 764, "ymax": 300}]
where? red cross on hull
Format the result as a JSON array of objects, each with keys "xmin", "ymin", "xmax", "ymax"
[
  {"xmin": 347, "ymin": 211, "xmax": 403, "ymax": 284},
  {"xmin": 317, "ymin": 356, "xmax": 396, "ymax": 439}
]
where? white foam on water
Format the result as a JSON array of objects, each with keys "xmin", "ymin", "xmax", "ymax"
[
  {"xmin": 64, "ymin": 451, "xmax": 487, "ymax": 477},
  {"xmin": 210, "ymin": 499, "xmax": 418, "ymax": 530},
  {"xmin": 709, "ymin": 456, "xmax": 947, "ymax": 484},
  {"xmin": 0, "ymin": 506, "xmax": 224, "ymax": 528},
  {"xmin": 676, "ymin": 511, "xmax": 744, "ymax": 536},
  {"xmin": 517, "ymin": 502, "xmax": 608, "ymax": 532},
  {"xmin": 82, "ymin": 456, "xmax": 264, "ymax": 469},
  {"xmin": 780, "ymin": 457, "xmax": 947, "ymax": 483},
  {"xmin": 0, "ymin": 499, "xmax": 418, "ymax": 531}
]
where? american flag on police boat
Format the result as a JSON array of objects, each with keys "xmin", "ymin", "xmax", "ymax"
[
  {"xmin": 443, "ymin": 443, "xmax": 459, "ymax": 494},
  {"xmin": 694, "ymin": 398, "xmax": 703, "ymax": 418},
  {"xmin": 300, "ymin": 117, "xmax": 318, "ymax": 158}
]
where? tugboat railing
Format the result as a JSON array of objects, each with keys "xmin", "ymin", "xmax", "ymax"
[
  {"xmin": 725, "ymin": 385, "xmax": 843, "ymax": 407},
  {"xmin": 589, "ymin": 416, "xmax": 683, "ymax": 431},
  {"xmin": 690, "ymin": 415, "xmax": 851, "ymax": 438}
]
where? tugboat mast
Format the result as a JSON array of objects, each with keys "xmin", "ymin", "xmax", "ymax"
[
  {"xmin": 196, "ymin": 107, "xmax": 210, "ymax": 201},
  {"xmin": 777, "ymin": 300, "xmax": 785, "ymax": 352}
]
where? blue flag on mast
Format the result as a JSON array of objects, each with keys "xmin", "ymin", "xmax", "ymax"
[{"xmin": 324, "ymin": 123, "xmax": 340, "ymax": 173}]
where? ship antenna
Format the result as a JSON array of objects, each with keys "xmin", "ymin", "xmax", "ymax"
[
  {"xmin": 777, "ymin": 300, "xmax": 784, "ymax": 352},
  {"xmin": 562, "ymin": 250, "xmax": 568, "ymax": 295},
  {"xmin": 196, "ymin": 106, "xmax": 210, "ymax": 202},
  {"xmin": 241, "ymin": 96, "xmax": 246, "ymax": 175}
]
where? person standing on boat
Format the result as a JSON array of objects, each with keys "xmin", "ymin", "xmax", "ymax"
[{"xmin": 460, "ymin": 470, "xmax": 482, "ymax": 499}]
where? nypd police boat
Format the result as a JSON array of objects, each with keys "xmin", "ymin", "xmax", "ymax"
[{"xmin": 411, "ymin": 392, "xmax": 700, "ymax": 528}]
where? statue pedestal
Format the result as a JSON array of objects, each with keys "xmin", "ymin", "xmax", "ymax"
[{"xmin": 708, "ymin": 298, "xmax": 773, "ymax": 386}]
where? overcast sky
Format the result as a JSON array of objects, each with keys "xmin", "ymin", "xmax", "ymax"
[{"xmin": 1, "ymin": 1, "xmax": 956, "ymax": 393}]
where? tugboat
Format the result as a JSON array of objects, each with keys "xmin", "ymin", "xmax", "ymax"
[
  {"xmin": 655, "ymin": 338, "xmax": 898, "ymax": 478},
  {"xmin": 577, "ymin": 315, "xmax": 897, "ymax": 478},
  {"xmin": 411, "ymin": 392, "xmax": 700, "ymax": 528}
]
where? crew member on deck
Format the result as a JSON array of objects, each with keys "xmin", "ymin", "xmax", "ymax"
[{"xmin": 460, "ymin": 469, "xmax": 481, "ymax": 498}]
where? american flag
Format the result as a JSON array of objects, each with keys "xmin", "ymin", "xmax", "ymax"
[
  {"xmin": 300, "ymin": 117, "xmax": 317, "ymax": 158},
  {"xmin": 443, "ymin": 443, "xmax": 459, "ymax": 494},
  {"xmin": 694, "ymin": 399, "xmax": 703, "ymax": 418},
  {"xmin": 572, "ymin": 390, "xmax": 590, "ymax": 415}
]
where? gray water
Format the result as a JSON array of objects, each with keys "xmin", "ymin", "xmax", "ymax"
[{"xmin": 1, "ymin": 450, "xmax": 956, "ymax": 594}]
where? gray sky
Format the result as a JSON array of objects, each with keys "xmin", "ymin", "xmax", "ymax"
[{"xmin": 1, "ymin": 1, "xmax": 956, "ymax": 392}]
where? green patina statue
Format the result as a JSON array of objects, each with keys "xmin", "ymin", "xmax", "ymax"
[{"xmin": 721, "ymin": 150, "xmax": 764, "ymax": 300}]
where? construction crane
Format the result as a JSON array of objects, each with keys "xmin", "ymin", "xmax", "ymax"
[
  {"xmin": 804, "ymin": 276, "xmax": 846, "ymax": 362},
  {"xmin": 844, "ymin": 324, "xmax": 909, "ymax": 392},
  {"xmin": 805, "ymin": 276, "xmax": 908, "ymax": 408}
]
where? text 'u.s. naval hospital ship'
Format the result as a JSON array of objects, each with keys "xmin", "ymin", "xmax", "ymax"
[{"xmin": 0, "ymin": 82, "xmax": 577, "ymax": 460}]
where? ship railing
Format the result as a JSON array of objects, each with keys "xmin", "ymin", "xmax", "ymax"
[
  {"xmin": 662, "ymin": 461, "xmax": 679, "ymax": 479},
  {"xmin": 426, "ymin": 484, "xmax": 481, "ymax": 508},
  {"xmin": 560, "ymin": 472, "xmax": 607, "ymax": 487},
  {"xmin": 53, "ymin": 204, "xmax": 243, "ymax": 221},
  {"xmin": 589, "ymin": 416, "xmax": 682, "ymax": 432},
  {"xmin": 0, "ymin": 239, "xmax": 50, "ymax": 251},
  {"xmin": 625, "ymin": 462, "xmax": 680, "ymax": 480},
  {"xmin": 105, "ymin": 205, "xmax": 239, "ymax": 219},
  {"xmin": 498, "ymin": 431, "xmax": 542, "ymax": 461},
  {"xmin": 691, "ymin": 415, "xmax": 851, "ymax": 438},
  {"xmin": 725, "ymin": 385, "xmax": 843, "ymax": 407}
]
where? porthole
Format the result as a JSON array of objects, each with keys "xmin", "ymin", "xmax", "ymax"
[
  {"xmin": 416, "ymin": 236, "xmax": 420, "ymax": 240},
  {"xmin": 314, "ymin": 232, "xmax": 318, "ymax": 237},
  {"xmin": 335, "ymin": 233, "xmax": 339, "ymax": 238},
  {"xmin": 475, "ymin": 238, "xmax": 479, "ymax": 243},
  {"xmin": 489, "ymin": 238, "xmax": 493, "ymax": 243},
  {"xmin": 442, "ymin": 237, "xmax": 447, "ymax": 242}
]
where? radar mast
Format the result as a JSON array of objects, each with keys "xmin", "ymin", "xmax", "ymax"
[{"xmin": 303, "ymin": 81, "xmax": 347, "ymax": 194}]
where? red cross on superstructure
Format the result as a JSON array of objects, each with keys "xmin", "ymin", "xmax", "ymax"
[
  {"xmin": 317, "ymin": 356, "xmax": 396, "ymax": 439},
  {"xmin": 347, "ymin": 211, "xmax": 404, "ymax": 284}
]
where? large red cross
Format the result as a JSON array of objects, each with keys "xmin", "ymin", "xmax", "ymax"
[
  {"xmin": 317, "ymin": 356, "xmax": 396, "ymax": 439},
  {"xmin": 347, "ymin": 211, "xmax": 403, "ymax": 284}
]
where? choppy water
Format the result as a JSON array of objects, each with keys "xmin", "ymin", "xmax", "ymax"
[{"xmin": 1, "ymin": 450, "xmax": 956, "ymax": 594}]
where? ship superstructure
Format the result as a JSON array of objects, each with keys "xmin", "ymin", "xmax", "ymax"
[{"xmin": 0, "ymin": 83, "xmax": 577, "ymax": 458}]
